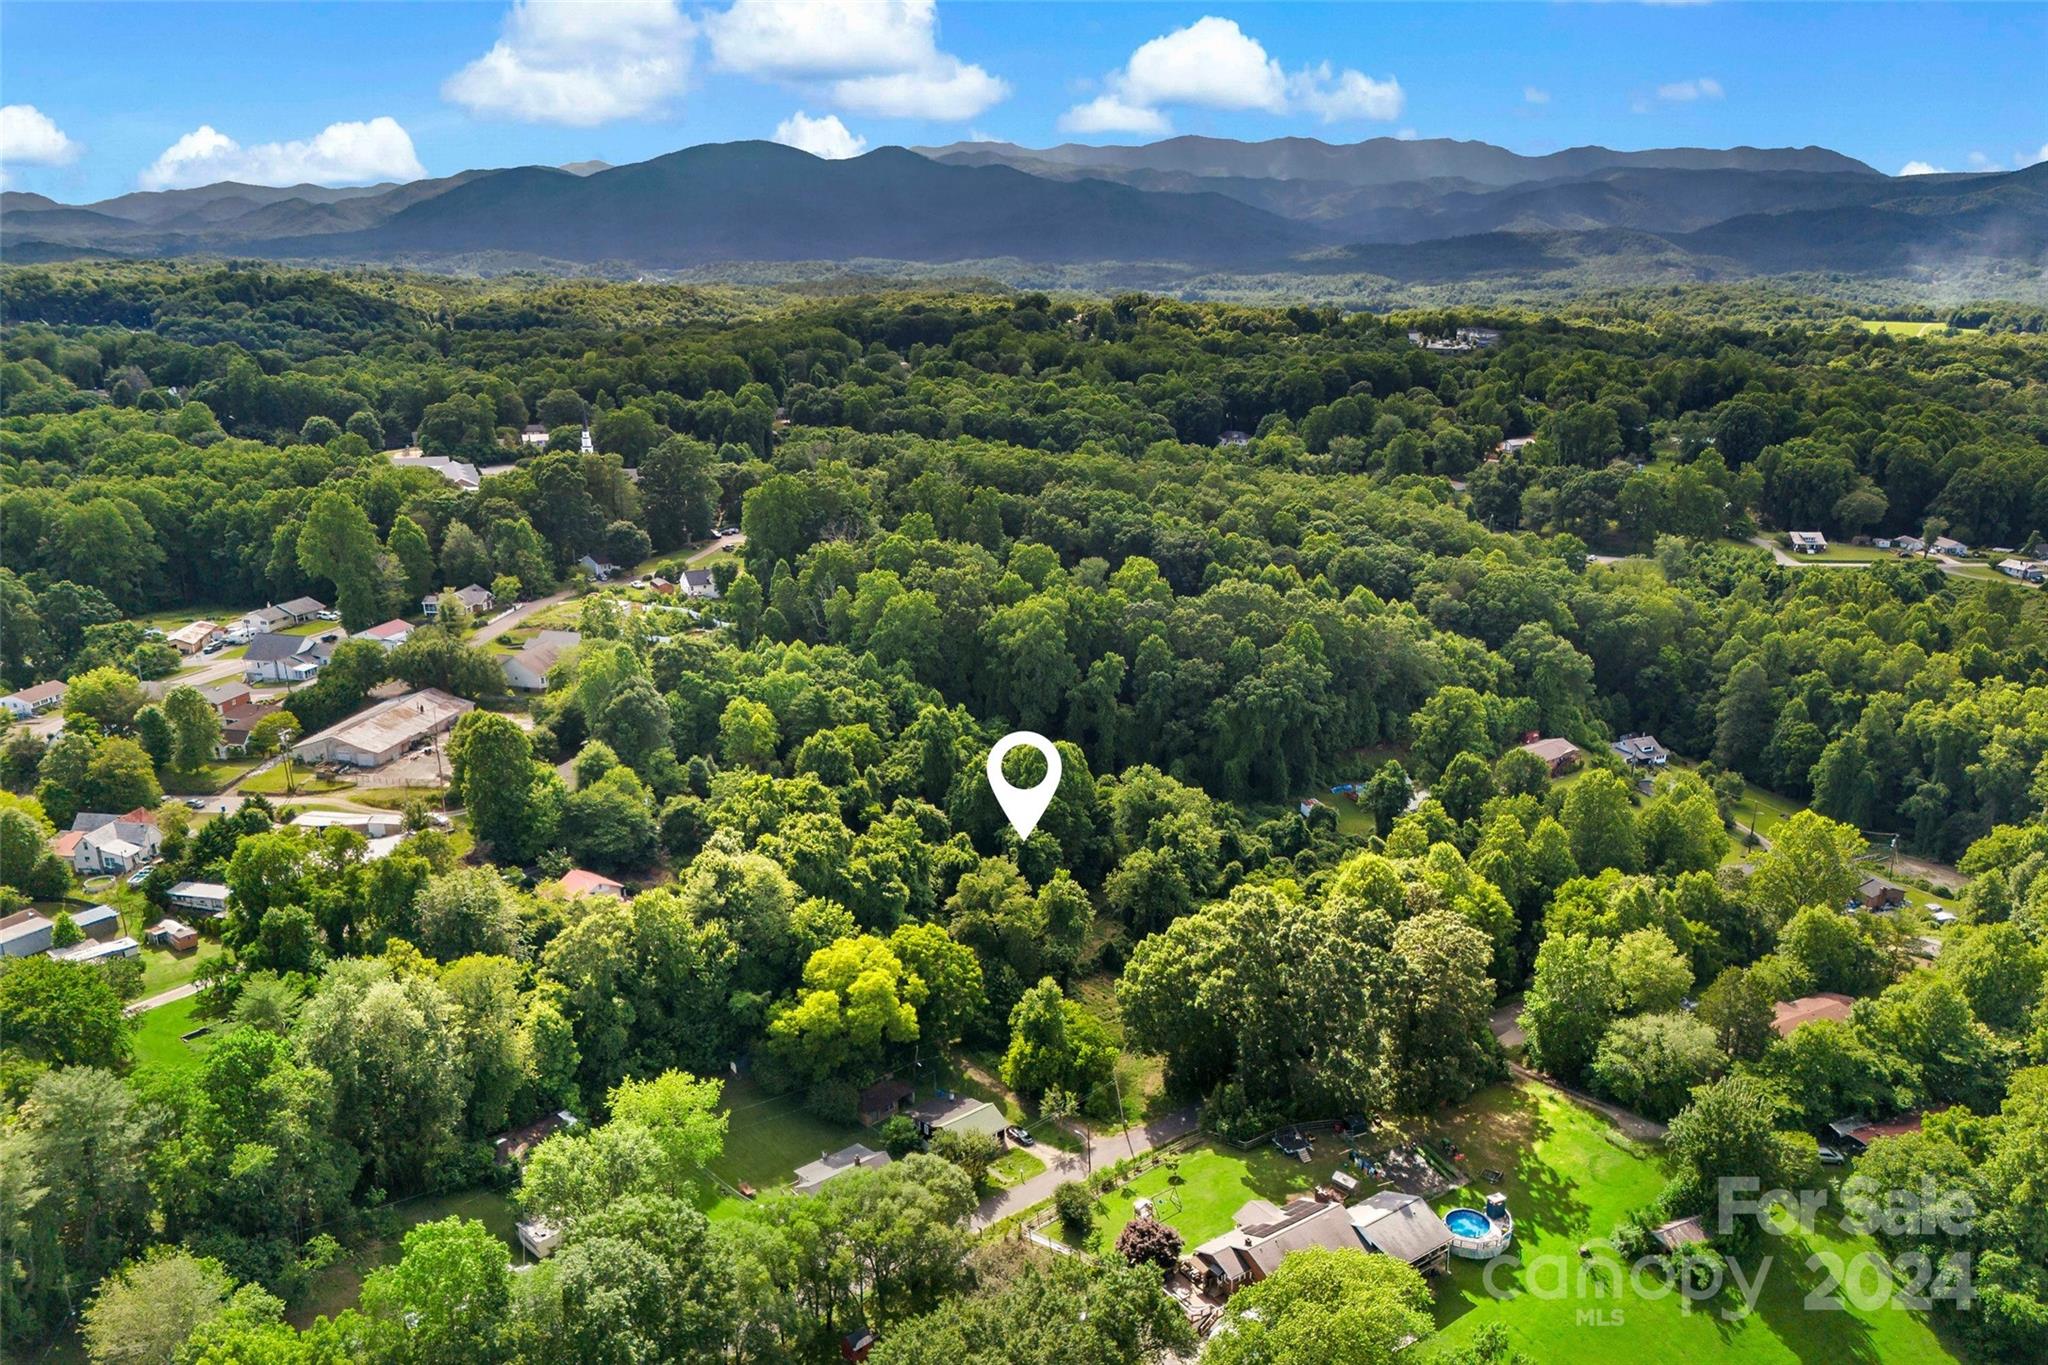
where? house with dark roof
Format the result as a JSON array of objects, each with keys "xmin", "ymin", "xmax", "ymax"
[
  {"xmin": 244, "ymin": 630, "xmax": 341, "ymax": 684},
  {"xmin": 1612, "ymin": 734, "xmax": 1670, "ymax": 768},
  {"xmin": 1187, "ymin": 1197, "xmax": 1365, "ymax": 1297},
  {"xmin": 1349, "ymin": 1191, "xmax": 1453, "ymax": 1272},
  {"xmin": 681, "ymin": 568, "xmax": 720, "ymax": 599},
  {"xmin": 1852, "ymin": 877, "xmax": 1907, "ymax": 912}
]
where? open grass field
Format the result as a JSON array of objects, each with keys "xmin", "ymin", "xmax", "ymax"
[
  {"xmin": 1063, "ymin": 1138, "xmax": 1324, "ymax": 1253},
  {"xmin": 162, "ymin": 757, "xmax": 263, "ymax": 795},
  {"xmin": 697, "ymin": 1073, "xmax": 867, "ymax": 1219},
  {"xmin": 239, "ymin": 765, "xmax": 356, "ymax": 796},
  {"xmin": 1725, "ymin": 779, "xmax": 1805, "ymax": 851},
  {"xmin": 1420, "ymin": 1083, "xmax": 1959, "ymax": 1364},
  {"xmin": 129, "ymin": 994, "xmax": 215, "ymax": 1072},
  {"xmin": 137, "ymin": 936, "xmax": 222, "ymax": 995}
]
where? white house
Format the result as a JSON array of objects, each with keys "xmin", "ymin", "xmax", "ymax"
[
  {"xmin": 1934, "ymin": 536, "xmax": 1969, "ymax": 556},
  {"xmin": 422, "ymin": 584, "xmax": 495, "ymax": 619},
  {"xmin": 244, "ymin": 630, "xmax": 342, "ymax": 684},
  {"xmin": 680, "ymin": 569, "xmax": 721, "ymax": 599},
  {"xmin": 502, "ymin": 630, "xmax": 580, "ymax": 691},
  {"xmin": 1996, "ymin": 558, "xmax": 2044, "ymax": 582},
  {"xmin": 359, "ymin": 619, "xmax": 414, "ymax": 649},
  {"xmin": 167, "ymin": 620, "xmax": 223, "ymax": 654},
  {"xmin": 2, "ymin": 680, "xmax": 67, "ymax": 719},
  {"xmin": 65, "ymin": 810, "xmax": 162, "ymax": 875},
  {"xmin": 389, "ymin": 453, "xmax": 482, "ymax": 491},
  {"xmin": 235, "ymin": 604, "xmax": 295, "ymax": 636},
  {"xmin": 519, "ymin": 424, "xmax": 550, "ymax": 447},
  {"xmin": 1788, "ymin": 531, "xmax": 1828, "ymax": 554},
  {"xmin": 167, "ymin": 881, "xmax": 232, "ymax": 917}
]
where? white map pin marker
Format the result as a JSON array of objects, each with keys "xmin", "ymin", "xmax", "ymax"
[{"xmin": 987, "ymin": 731, "xmax": 1062, "ymax": 841}]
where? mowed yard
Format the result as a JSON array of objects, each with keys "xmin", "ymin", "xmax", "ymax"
[
  {"xmin": 1059, "ymin": 1139, "xmax": 1325, "ymax": 1253},
  {"xmin": 697, "ymin": 1074, "xmax": 869, "ymax": 1220},
  {"xmin": 129, "ymin": 993, "xmax": 216, "ymax": 1071},
  {"xmin": 1420, "ymin": 1084, "xmax": 1959, "ymax": 1364}
]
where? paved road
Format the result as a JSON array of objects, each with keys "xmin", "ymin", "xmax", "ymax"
[
  {"xmin": 972, "ymin": 1106, "xmax": 1201, "ymax": 1229},
  {"xmin": 469, "ymin": 587, "xmax": 578, "ymax": 647},
  {"xmin": 125, "ymin": 980, "xmax": 202, "ymax": 1016}
]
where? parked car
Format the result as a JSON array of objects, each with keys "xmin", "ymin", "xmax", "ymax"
[
  {"xmin": 315, "ymin": 610, "xmax": 340, "ymax": 622},
  {"xmin": 1005, "ymin": 1125, "xmax": 1035, "ymax": 1147},
  {"xmin": 1817, "ymin": 1145, "xmax": 1846, "ymax": 1166},
  {"xmin": 202, "ymin": 640, "xmax": 224, "ymax": 654},
  {"xmin": 183, "ymin": 797, "xmax": 207, "ymax": 809}
]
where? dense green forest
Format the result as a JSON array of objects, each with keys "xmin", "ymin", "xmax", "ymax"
[{"xmin": 3, "ymin": 265, "xmax": 2047, "ymax": 1363}]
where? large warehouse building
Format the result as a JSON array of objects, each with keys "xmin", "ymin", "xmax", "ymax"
[{"xmin": 290, "ymin": 688, "xmax": 474, "ymax": 769}]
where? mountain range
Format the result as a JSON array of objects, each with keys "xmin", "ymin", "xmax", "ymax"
[{"xmin": 5, "ymin": 135, "xmax": 2043, "ymax": 289}]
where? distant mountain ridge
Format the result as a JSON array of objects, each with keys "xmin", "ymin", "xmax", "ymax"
[{"xmin": 4, "ymin": 134, "xmax": 2039, "ymax": 291}]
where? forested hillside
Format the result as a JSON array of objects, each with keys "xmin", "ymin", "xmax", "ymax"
[{"xmin": 4, "ymin": 267, "xmax": 2048, "ymax": 1362}]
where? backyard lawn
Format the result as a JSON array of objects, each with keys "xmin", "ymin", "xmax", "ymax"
[
  {"xmin": 137, "ymin": 937, "xmax": 222, "ymax": 995},
  {"xmin": 1063, "ymin": 1139, "xmax": 1324, "ymax": 1252},
  {"xmin": 698, "ymin": 1073, "xmax": 868, "ymax": 1219},
  {"xmin": 1725, "ymin": 779, "xmax": 1805, "ymax": 852},
  {"xmin": 1420, "ymin": 1083, "xmax": 1959, "ymax": 1363},
  {"xmin": 239, "ymin": 765, "xmax": 356, "ymax": 796},
  {"xmin": 288, "ymin": 1187, "xmax": 520, "ymax": 1329},
  {"xmin": 129, "ymin": 994, "xmax": 216, "ymax": 1072}
]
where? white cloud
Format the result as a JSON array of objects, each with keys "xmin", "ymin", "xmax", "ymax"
[
  {"xmin": 1523, "ymin": 86, "xmax": 1551, "ymax": 105},
  {"xmin": 1396, "ymin": 128, "xmax": 1419, "ymax": 141},
  {"xmin": 772, "ymin": 110, "xmax": 867, "ymax": 160},
  {"xmin": 0, "ymin": 104, "xmax": 81, "ymax": 170},
  {"xmin": 1061, "ymin": 16, "xmax": 1402, "ymax": 133},
  {"xmin": 1966, "ymin": 151, "xmax": 1993, "ymax": 169},
  {"xmin": 444, "ymin": 0, "xmax": 693, "ymax": 125},
  {"xmin": 1119, "ymin": 16, "xmax": 1288, "ymax": 113},
  {"xmin": 1058, "ymin": 95, "xmax": 1172, "ymax": 136},
  {"xmin": 2022, "ymin": 143, "xmax": 2048, "ymax": 168},
  {"xmin": 1897, "ymin": 161, "xmax": 1948, "ymax": 176},
  {"xmin": 1655, "ymin": 76, "xmax": 1724, "ymax": 102},
  {"xmin": 706, "ymin": 0, "xmax": 1006, "ymax": 120},
  {"xmin": 138, "ymin": 117, "xmax": 426, "ymax": 191},
  {"xmin": 832, "ymin": 57, "xmax": 1008, "ymax": 120},
  {"xmin": 1289, "ymin": 64, "xmax": 1404, "ymax": 123}
]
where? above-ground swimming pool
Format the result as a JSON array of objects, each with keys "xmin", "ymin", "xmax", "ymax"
[
  {"xmin": 1445, "ymin": 1208, "xmax": 1491, "ymax": 1237},
  {"xmin": 1443, "ymin": 1202, "xmax": 1514, "ymax": 1258}
]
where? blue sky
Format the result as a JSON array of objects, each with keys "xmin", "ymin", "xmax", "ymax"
[{"xmin": 3, "ymin": 1, "xmax": 2043, "ymax": 201}]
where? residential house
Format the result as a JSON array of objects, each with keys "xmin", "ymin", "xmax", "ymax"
[
  {"xmin": 680, "ymin": 568, "xmax": 720, "ymax": 599},
  {"xmin": 422, "ymin": 583, "xmax": 495, "ymax": 619},
  {"xmin": 244, "ymin": 630, "xmax": 341, "ymax": 684},
  {"xmin": 359, "ymin": 619, "xmax": 415, "ymax": 649},
  {"xmin": 1496, "ymin": 435, "xmax": 1538, "ymax": 458},
  {"xmin": 1518, "ymin": 736, "xmax": 1582, "ymax": 777},
  {"xmin": 2, "ymin": 680, "xmax": 67, "ymax": 719},
  {"xmin": 905, "ymin": 1096, "xmax": 1009, "ymax": 1144},
  {"xmin": 1788, "ymin": 531, "xmax": 1828, "ymax": 554},
  {"xmin": 1933, "ymin": 536, "xmax": 1969, "ymax": 557},
  {"xmin": 146, "ymin": 918, "xmax": 200, "ymax": 951},
  {"xmin": 50, "ymin": 936, "xmax": 139, "ymax": 965},
  {"xmin": 554, "ymin": 868, "xmax": 627, "ymax": 900},
  {"xmin": 290, "ymin": 688, "xmax": 473, "ymax": 769},
  {"xmin": 70, "ymin": 904, "xmax": 123, "ymax": 940},
  {"xmin": 1187, "ymin": 1197, "xmax": 1367, "ymax": 1298},
  {"xmin": 167, "ymin": 881, "xmax": 232, "ymax": 917},
  {"xmin": 235, "ymin": 604, "xmax": 295, "ymax": 636},
  {"xmin": 200, "ymin": 680, "xmax": 252, "ymax": 712},
  {"xmin": 502, "ymin": 630, "xmax": 581, "ymax": 691},
  {"xmin": 1612, "ymin": 734, "xmax": 1670, "ymax": 768},
  {"xmin": 291, "ymin": 810, "xmax": 404, "ymax": 837},
  {"xmin": 792, "ymin": 1144, "xmax": 891, "ymax": 1194},
  {"xmin": 277, "ymin": 596, "xmax": 328, "ymax": 623},
  {"xmin": 1996, "ymin": 558, "xmax": 2044, "ymax": 582},
  {"xmin": 217, "ymin": 696, "xmax": 282, "ymax": 757},
  {"xmin": 520, "ymin": 423, "xmax": 550, "ymax": 447},
  {"xmin": 68, "ymin": 810, "xmax": 162, "ymax": 874},
  {"xmin": 1852, "ymin": 877, "xmax": 1907, "ymax": 912},
  {"xmin": 1217, "ymin": 430, "xmax": 1253, "ymax": 447},
  {"xmin": 1894, "ymin": 535, "xmax": 1927, "ymax": 553},
  {"xmin": 0, "ymin": 910, "xmax": 54, "ymax": 958},
  {"xmin": 857, "ymin": 1079, "xmax": 913, "ymax": 1127},
  {"xmin": 1772, "ymin": 992, "xmax": 1855, "ymax": 1038},
  {"xmin": 577, "ymin": 554, "xmax": 620, "ymax": 581},
  {"xmin": 389, "ymin": 452, "xmax": 482, "ymax": 491},
  {"xmin": 167, "ymin": 620, "xmax": 223, "ymax": 654},
  {"xmin": 1349, "ymin": 1191, "xmax": 1453, "ymax": 1273}
]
